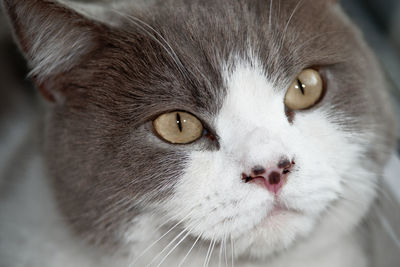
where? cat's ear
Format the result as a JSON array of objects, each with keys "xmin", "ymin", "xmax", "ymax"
[{"xmin": 3, "ymin": 0, "xmax": 103, "ymax": 83}]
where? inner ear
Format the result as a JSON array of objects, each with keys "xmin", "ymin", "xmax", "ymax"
[{"xmin": 3, "ymin": 0, "xmax": 106, "ymax": 89}]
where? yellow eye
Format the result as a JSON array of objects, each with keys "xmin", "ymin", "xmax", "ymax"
[
  {"xmin": 284, "ymin": 69, "xmax": 324, "ymax": 110},
  {"xmin": 153, "ymin": 111, "xmax": 204, "ymax": 144}
]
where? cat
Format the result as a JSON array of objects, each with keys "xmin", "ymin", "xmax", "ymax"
[{"xmin": 0, "ymin": 0, "xmax": 399, "ymax": 266}]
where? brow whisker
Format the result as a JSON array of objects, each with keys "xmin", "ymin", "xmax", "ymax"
[
  {"xmin": 279, "ymin": 0, "xmax": 304, "ymax": 53},
  {"xmin": 110, "ymin": 9, "xmax": 190, "ymax": 80}
]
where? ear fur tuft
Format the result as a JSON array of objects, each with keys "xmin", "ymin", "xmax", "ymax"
[{"xmin": 3, "ymin": 0, "xmax": 100, "ymax": 80}]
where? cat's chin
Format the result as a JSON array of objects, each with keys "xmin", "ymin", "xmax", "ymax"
[{"xmin": 233, "ymin": 211, "xmax": 315, "ymax": 260}]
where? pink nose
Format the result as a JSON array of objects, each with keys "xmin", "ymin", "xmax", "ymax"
[{"xmin": 241, "ymin": 159, "xmax": 294, "ymax": 194}]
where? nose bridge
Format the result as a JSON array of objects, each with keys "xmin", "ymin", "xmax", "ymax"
[
  {"xmin": 222, "ymin": 122, "xmax": 287, "ymax": 168},
  {"xmin": 242, "ymin": 127, "xmax": 272, "ymax": 154},
  {"xmin": 242, "ymin": 127, "xmax": 286, "ymax": 165}
]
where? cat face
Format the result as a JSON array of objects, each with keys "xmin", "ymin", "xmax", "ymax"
[{"xmin": 4, "ymin": 0, "xmax": 396, "ymax": 261}]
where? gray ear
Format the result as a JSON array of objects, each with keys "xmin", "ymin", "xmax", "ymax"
[{"xmin": 2, "ymin": 0, "xmax": 102, "ymax": 80}]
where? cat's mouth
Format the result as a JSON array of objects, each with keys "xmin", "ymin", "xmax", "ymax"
[
  {"xmin": 232, "ymin": 203, "xmax": 306, "ymax": 258},
  {"xmin": 268, "ymin": 205, "xmax": 299, "ymax": 217},
  {"xmin": 259, "ymin": 204, "xmax": 302, "ymax": 226}
]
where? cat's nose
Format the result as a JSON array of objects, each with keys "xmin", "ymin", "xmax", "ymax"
[{"xmin": 241, "ymin": 158, "xmax": 294, "ymax": 194}]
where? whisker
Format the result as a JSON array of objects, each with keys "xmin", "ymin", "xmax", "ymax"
[
  {"xmin": 129, "ymin": 211, "xmax": 193, "ymax": 267},
  {"xmin": 230, "ymin": 235, "xmax": 235, "ymax": 267},
  {"xmin": 376, "ymin": 182, "xmax": 400, "ymax": 205},
  {"xmin": 203, "ymin": 235, "xmax": 215, "ymax": 267},
  {"xmin": 110, "ymin": 9, "xmax": 189, "ymax": 80},
  {"xmin": 110, "ymin": 8, "xmax": 216, "ymax": 102},
  {"xmin": 373, "ymin": 205, "xmax": 400, "ymax": 250},
  {"xmin": 177, "ymin": 234, "xmax": 202, "ymax": 267},
  {"xmin": 155, "ymin": 226, "xmax": 197, "ymax": 267},
  {"xmin": 292, "ymin": 31, "xmax": 348, "ymax": 54},
  {"xmin": 206, "ymin": 238, "xmax": 217, "ymax": 267},
  {"xmin": 93, "ymin": 196, "xmax": 130, "ymax": 226},
  {"xmin": 224, "ymin": 235, "xmax": 228, "ymax": 267},
  {"xmin": 218, "ymin": 222, "xmax": 228, "ymax": 267},
  {"xmin": 218, "ymin": 235, "xmax": 223, "ymax": 267},
  {"xmin": 279, "ymin": 0, "xmax": 304, "ymax": 51},
  {"xmin": 146, "ymin": 226, "xmax": 189, "ymax": 267}
]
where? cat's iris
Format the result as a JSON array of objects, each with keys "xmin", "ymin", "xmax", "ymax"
[
  {"xmin": 153, "ymin": 111, "xmax": 203, "ymax": 144},
  {"xmin": 284, "ymin": 69, "xmax": 324, "ymax": 110}
]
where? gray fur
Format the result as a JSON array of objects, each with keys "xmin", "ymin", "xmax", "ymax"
[{"xmin": 0, "ymin": 0, "xmax": 398, "ymax": 265}]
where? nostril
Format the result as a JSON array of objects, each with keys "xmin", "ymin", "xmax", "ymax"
[
  {"xmin": 278, "ymin": 158, "xmax": 291, "ymax": 169},
  {"xmin": 252, "ymin": 166, "xmax": 266, "ymax": 176},
  {"xmin": 268, "ymin": 171, "xmax": 281, "ymax": 185},
  {"xmin": 241, "ymin": 173, "xmax": 252, "ymax": 183}
]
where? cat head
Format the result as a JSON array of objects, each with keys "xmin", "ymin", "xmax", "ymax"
[{"xmin": 3, "ymin": 0, "xmax": 397, "ymax": 260}]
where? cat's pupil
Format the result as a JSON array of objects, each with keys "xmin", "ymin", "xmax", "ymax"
[
  {"xmin": 176, "ymin": 112, "xmax": 183, "ymax": 132},
  {"xmin": 296, "ymin": 79, "xmax": 305, "ymax": 95}
]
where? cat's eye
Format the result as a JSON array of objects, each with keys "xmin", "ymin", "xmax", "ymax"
[
  {"xmin": 153, "ymin": 111, "xmax": 204, "ymax": 144},
  {"xmin": 284, "ymin": 69, "xmax": 324, "ymax": 110}
]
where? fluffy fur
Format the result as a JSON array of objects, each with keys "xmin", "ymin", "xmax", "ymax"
[{"xmin": 0, "ymin": 0, "xmax": 398, "ymax": 266}]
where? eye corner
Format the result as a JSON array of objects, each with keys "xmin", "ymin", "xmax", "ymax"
[
  {"xmin": 284, "ymin": 106, "xmax": 295, "ymax": 124},
  {"xmin": 202, "ymin": 127, "xmax": 219, "ymax": 142}
]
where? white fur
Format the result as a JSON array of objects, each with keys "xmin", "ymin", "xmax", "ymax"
[{"xmin": 157, "ymin": 53, "xmax": 374, "ymax": 265}]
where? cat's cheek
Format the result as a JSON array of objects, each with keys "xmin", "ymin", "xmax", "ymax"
[{"xmin": 285, "ymin": 110, "xmax": 378, "ymax": 235}]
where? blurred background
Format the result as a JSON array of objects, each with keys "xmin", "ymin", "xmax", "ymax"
[
  {"xmin": 0, "ymin": 0, "xmax": 400, "ymax": 151},
  {"xmin": 342, "ymin": 0, "xmax": 400, "ymax": 150}
]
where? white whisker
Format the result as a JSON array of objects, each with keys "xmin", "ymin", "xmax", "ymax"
[
  {"xmin": 292, "ymin": 31, "xmax": 347, "ymax": 54},
  {"xmin": 146, "ymin": 227, "xmax": 188, "ymax": 267},
  {"xmin": 230, "ymin": 235, "xmax": 235, "ymax": 267},
  {"xmin": 224, "ymin": 235, "xmax": 228, "ymax": 267},
  {"xmin": 129, "ymin": 211, "xmax": 193, "ymax": 267},
  {"xmin": 155, "ymin": 226, "xmax": 196, "ymax": 267},
  {"xmin": 374, "ymin": 206, "xmax": 400, "ymax": 250},
  {"xmin": 110, "ymin": 9, "xmax": 189, "ymax": 79},
  {"xmin": 206, "ymin": 238, "xmax": 217, "ymax": 267},
  {"xmin": 218, "ymin": 236, "xmax": 223, "ymax": 267},
  {"xmin": 279, "ymin": 0, "xmax": 304, "ymax": 53},
  {"xmin": 203, "ymin": 235, "xmax": 215, "ymax": 267},
  {"xmin": 178, "ymin": 234, "xmax": 202, "ymax": 267}
]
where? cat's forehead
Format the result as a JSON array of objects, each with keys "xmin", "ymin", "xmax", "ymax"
[
  {"xmin": 62, "ymin": 0, "xmax": 364, "ymax": 131},
  {"xmin": 129, "ymin": 0, "xmax": 353, "ymax": 79},
  {"xmin": 89, "ymin": 0, "xmax": 357, "ymax": 120}
]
